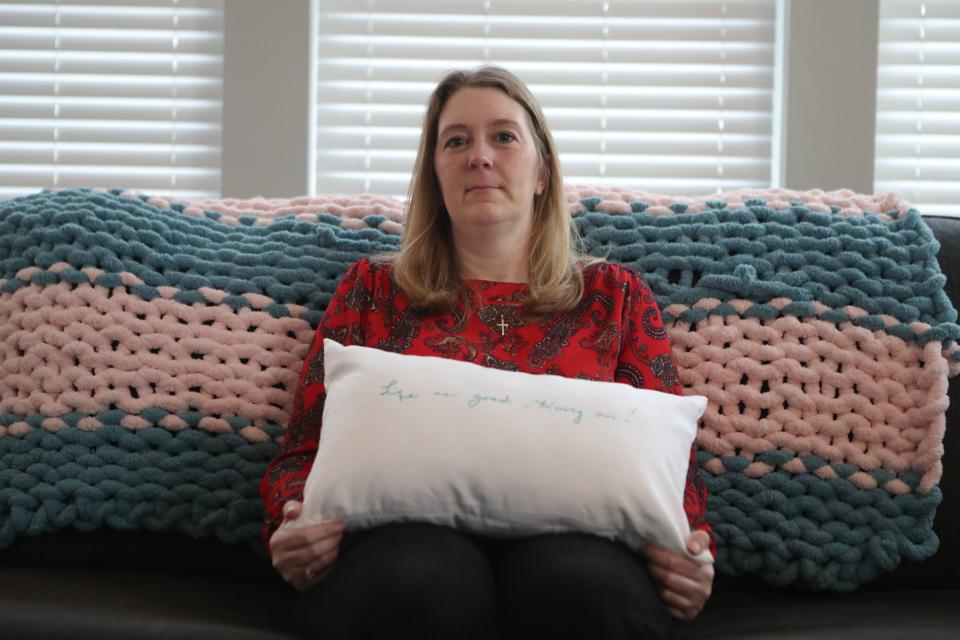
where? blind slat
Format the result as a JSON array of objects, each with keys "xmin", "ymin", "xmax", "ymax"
[
  {"xmin": 0, "ymin": 50, "xmax": 224, "ymax": 76},
  {"xmin": 323, "ymin": 14, "xmax": 774, "ymax": 42},
  {"xmin": 319, "ymin": 44, "xmax": 773, "ymax": 67},
  {"xmin": 317, "ymin": 0, "xmax": 775, "ymax": 20},
  {"xmin": 0, "ymin": 141, "xmax": 220, "ymax": 166},
  {"xmin": 0, "ymin": 95, "xmax": 221, "ymax": 121},
  {"xmin": 315, "ymin": 174, "xmax": 769, "ymax": 198},
  {"xmin": 317, "ymin": 127, "xmax": 771, "ymax": 157}
]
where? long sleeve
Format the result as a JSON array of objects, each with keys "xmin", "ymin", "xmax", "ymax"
[
  {"xmin": 613, "ymin": 266, "xmax": 717, "ymax": 560},
  {"xmin": 258, "ymin": 259, "xmax": 370, "ymax": 550}
]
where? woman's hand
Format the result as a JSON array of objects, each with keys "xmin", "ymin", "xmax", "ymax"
[
  {"xmin": 269, "ymin": 501, "xmax": 345, "ymax": 591},
  {"xmin": 641, "ymin": 530, "xmax": 715, "ymax": 620}
]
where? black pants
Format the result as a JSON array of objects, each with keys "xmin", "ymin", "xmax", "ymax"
[{"xmin": 297, "ymin": 522, "xmax": 672, "ymax": 640}]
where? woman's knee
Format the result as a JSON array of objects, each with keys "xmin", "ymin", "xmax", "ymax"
[
  {"xmin": 297, "ymin": 523, "xmax": 497, "ymax": 640},
  {"xmin": 495, "ymin": 533, "xmax": 672, "ymax": 640}
]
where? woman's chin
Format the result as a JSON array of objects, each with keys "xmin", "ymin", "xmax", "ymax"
[{"xmin": 456, "ymin": 207, "xmax": 526, "ymax": 228}]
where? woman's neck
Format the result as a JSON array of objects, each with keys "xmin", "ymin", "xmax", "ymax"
[
  {"xmin": 453, "ymin": 226, "xmax": 530, "ymax": 283},
  {"xmin": 456, "ymin": 243, "xmax": 529, "ymax": 283}
]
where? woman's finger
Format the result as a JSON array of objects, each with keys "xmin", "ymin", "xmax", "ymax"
[
  {"xmin": 274, "ymin": 531, "xmax": 343, "ymax": 571},
  {"xmin": 647, "ymin": 563, "xmax": 672, "ymax": 590},
  {"xmin": 271, "ymin": 524, "xmax": 343, "ymax": 582},
  {"xmin": 648, "ymin": 563, "xmax": 701, "ymax": 596},
  {"xmin": 660, "ymin": 588, "xmax": 698, "ymax": 621},
  {"xmin": 311, "ymin": 547, "xmax": 340, "ymax": 576},
  {"xmin": 644, "ymin": 546, "xmax": 701, "ymax": 577},
  {"xmin": 310, "ymin": 529, "xmax": 344, "ymax": 557},
  {"xmin": 297, "ymin": 548, "xmax": 341, "ymax": 591},
  {"xmin": 659, "ymin": 586, "xmax": 693, "ymax": 611},
  {"xmin": 284, "ymin": 535, "xmax": 341, "ymax": 574},
  {"xmin": 667, "ymin": 606, "xmax": 686, "ymax": 620},
  {"xmin": 271, "ymin": 521, "xmax": 344, "ymax": 555}
]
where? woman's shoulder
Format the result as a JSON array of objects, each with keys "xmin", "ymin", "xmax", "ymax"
[
  {"xmin": 581, "ymin": 260, "xmax": 651, "ymax": 293},
  {"xmin": 341, "ymin": 255, "xmax": 395, "ymax": 285}
]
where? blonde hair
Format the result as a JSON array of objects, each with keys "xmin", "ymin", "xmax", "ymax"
[{"xmin": 385, "ymin": 65, "xmax": 602, "ymax": 314}]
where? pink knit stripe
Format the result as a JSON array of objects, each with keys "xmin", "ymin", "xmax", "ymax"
[
  {"xmin": 669, "ymin": 313, "xmax": 947, "ymax": 493},
  {"xmin": 106, "ymin": 186, "xmax": 912, "ymax": 228},
  {"xmin": 0, "ymin": 282, "xmax": 314, "ymax": 440},
  {"xmin": 116, "ymin": 189, "xmax": 409, "ymax": 230},
  {"xmin": 7, "ymin": 263, "xmax": 312, "ymax": 317},
  {"xmin": 565, "ymin": 186, "xmax": 911, "ymax": 220},
  {"xmin": 664, "ymin": 298, "xmax": 960, "ymax": 376}
]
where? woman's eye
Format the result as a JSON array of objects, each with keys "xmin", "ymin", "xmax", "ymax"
[
  {"xmin": 444, "ymin": 136, "xmax": 466, "ymax": 148},
  {"xmin": 497, "ymin": 132, "xmax": 517, "ymax": 143}
]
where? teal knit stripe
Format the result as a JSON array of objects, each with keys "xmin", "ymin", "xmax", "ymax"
[
  {"xmin": 697, "ymin": 452, "xmax": 931, "ymax": 494},
  {"xmin": 0, "ymin": 417, "xmax": 933, "ymax": 497},
  {"xmin": 0, "ymin": 423, "xmax": 277, "ymax": 548},
  {"xmin": 0, "ymin": 189, "xmax": 399, "ymax": 312},
  {"xmin": 704, "ymin": 469, "xmax": 941, "ymax": 591},
  {"xmin": 1, "ymin": 189, "xmax": 954, "ymax": 331},
  {"xmin": 574, "ymin": 206, "xmax": 955, "ymax": 328},
  {"xmin": 0, "ymin": 421, "xmax": 942, "ymax": 587}
]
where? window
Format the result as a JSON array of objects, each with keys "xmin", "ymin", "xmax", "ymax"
[
  {"xmin": 314, "ymin": 0, "xmax": 777, "ymax": 197},
  {"xmin": 876, "ymin": 0, "xmax": 960, "ymax": 216},
  {"xmin": 0, "ymin": 0, "xmax": 224, "ymax": 200}
]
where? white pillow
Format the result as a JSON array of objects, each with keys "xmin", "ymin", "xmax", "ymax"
[{"xmin": 295, "ymin": 339, "xmax": 712, "ymax": 564}]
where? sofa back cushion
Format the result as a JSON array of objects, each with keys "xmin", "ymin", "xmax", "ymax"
[{"xmin": 1, "ymin": 186, "xmax": 956, "ymax": 591}]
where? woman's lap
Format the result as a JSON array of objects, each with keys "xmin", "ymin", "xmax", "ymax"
[
  {"xmin": 297, "ymin": 522, "xmax": 498, "ymax": 639},
  {"xmin": 491, "ymin": 531, "xmax": 672, "ymax": 640},
  {"xmin": 297, "ymin": 522, "xmax": 671, "ymax": 640}
]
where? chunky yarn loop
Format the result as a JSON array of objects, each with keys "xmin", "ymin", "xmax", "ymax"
[{"xmin": 0, "ymin": 186, "xmax": 954, "ymax": 590}]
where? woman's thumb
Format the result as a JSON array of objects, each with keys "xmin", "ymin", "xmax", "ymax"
[
  {"xmin": 687, "ymin": 530, "xmax": 710, "ymax": 555},
  {"xmin": 282, "ymin": 500, "xmax": 303, "ymax": 522}
]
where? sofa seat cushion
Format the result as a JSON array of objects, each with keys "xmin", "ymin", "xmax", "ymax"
[
  {"xmin": 678, "ymin": 588, "xmax": 960, "ymax": 639},
  {"xmin": 0, "ymin": 566, "xmax": 298, "ymax": 640},
  {"xmin": 1, "ymin": 566, "xmax": 957, "ymax": 639}
]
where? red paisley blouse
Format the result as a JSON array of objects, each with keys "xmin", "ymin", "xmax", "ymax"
[{"xmin": 259, "ymin": 257, "xmax": 716, "ymax": 558}]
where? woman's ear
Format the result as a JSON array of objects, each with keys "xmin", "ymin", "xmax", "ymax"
[{"xmin": 537, "ymin": 156, "xmax": 550, "ymax": 195}]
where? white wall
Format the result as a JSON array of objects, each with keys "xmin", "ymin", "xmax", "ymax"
[
  {"xmin": 220, "ymin": 0, "xmax": 882, "ymax": 198},
  {"xmin": 781, "ymin": 0, "xmax": 879, "ymax": 192},
  {"xmin": 221, "ymin": 0, "xmax": 312, "ymax": 197}
]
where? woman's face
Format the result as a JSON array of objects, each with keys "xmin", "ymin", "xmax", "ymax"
[{"xmin": 434, "ymin": 87, "xmax": 547, "ymax": 232}]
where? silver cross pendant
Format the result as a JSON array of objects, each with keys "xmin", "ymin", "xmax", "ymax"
[{"xmin": 496, "ymin": 314, "xmax": 509, "ymax": 336}]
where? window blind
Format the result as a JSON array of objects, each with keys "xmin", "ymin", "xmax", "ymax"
[
  {"xmin": 314, "ymin": 0, "xmax": 777, "ymax": 197},
  {"xmin": 876, "ymin": 0, "xmax": 960, "ymax": 216},
  {"xmin": 0, "ymin": 0, "xmax": 224, "ymax": 201}
]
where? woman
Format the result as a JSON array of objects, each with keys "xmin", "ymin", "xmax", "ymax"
[{"xmin": 260, "ymin": 66, "xmax": 715, "ymax": 640}]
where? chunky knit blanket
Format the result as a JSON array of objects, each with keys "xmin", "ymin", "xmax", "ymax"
[{"xmin": 1, "ymin": 187, "xmax": 956, "ymax": 591}]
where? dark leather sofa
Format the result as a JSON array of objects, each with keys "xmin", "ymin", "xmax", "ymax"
[{"xmin": 1, "ymin": 217, "xmax": 958, "ymax": 640}]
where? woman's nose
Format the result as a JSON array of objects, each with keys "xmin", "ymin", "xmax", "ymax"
[{"xmin": 467, "ymin": 142, "xmax": 492, "ymax": 168}]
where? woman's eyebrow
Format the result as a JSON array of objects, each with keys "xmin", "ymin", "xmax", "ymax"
[{"xmin": 439, "ymin": 118, "xmax": 523, "ymax": 138}]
